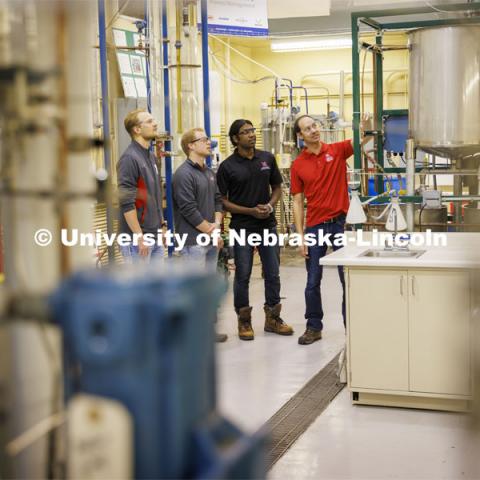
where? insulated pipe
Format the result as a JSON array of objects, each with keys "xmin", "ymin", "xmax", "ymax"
[
  {"xmin": 64, "ymin": 0, "xmax": 96, "ymax": 271},
  {"xmin": 98, "ymin": 0, "xmax": 115, "ymax": 264},
  {"xmin": 200, "ymin": 0, "xmax": 211, "ymax": 167},
  {"xmin": 162, "ymin": 0, "xmax": 174, "ymax": 250}
]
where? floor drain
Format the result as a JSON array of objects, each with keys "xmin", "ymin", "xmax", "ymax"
[{"xmin": 261, "ymin": 352, "xmax": 345, "ymax": 470}]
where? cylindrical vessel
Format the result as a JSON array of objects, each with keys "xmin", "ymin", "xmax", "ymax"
[{"xmin": 409, "ymin": 26, "xmax": 480, "ymax": 158}]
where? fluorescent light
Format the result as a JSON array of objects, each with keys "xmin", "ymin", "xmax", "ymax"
[{"xmin": 271, "ymin": 36, "xmax": 352, "ymax": 53}]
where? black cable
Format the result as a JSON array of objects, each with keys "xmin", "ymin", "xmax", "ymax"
[{"xmin": 419, "ymin": 204, "xmax": 426, "ymax": 232}]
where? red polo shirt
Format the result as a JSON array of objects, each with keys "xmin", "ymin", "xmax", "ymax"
[{"xmin": 290, "ymin": 140, "xmax": 353, "ymax": 227}]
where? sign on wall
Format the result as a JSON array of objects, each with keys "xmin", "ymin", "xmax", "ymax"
[
  {"xmin": 207, "ymin": 0, "xmax": 268, "ymax": 36},
  {"xmin": 113, "ymin": 28, "xmax": 148, "ymax": 98}
]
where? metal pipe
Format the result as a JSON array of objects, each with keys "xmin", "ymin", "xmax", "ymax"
[
  {"xmin": 281, "ymin": 77, "xmax": 293, "ymax": 109},
  {"xmin": 200, "ymin": 0, "xmax": 212, "ymax": 167},
  {"xmin": 98, "ymin": 0, "xmax": 115, "ymax": 264},
  {"xmin": 144, "ymin": 0, "xmax": 151, "ymax": 113},
  {"xmin": 276, "ymin": 83, "xmax": 293, "ymax": 111},
  {"xmin": 301, "ymin": 68, "xmax": 407, "ymax": 83},
  {"xmin": 453, "ymin": 159, "xmax": 463, "ymax": 229},
  {"xmin": 291, "ymin": 86, "xmax": 309, "ymax": 114},
  {"xmin": 56, "ymin": 2, "xmax": 70, "ymax": 277},
  {"xmin": 175, "ymin": 0, "xmax": 182, "ymax": 132},
  {"xmin": 162, "ymin": 0, "xmax": 174, "ymax": 254},
  {"xmin": 225, "ymin": 38, "xmax": 231, "ymax": 156},
  {"xmin": 405, "ymin": 138, "xmax": 415, "ymax": 231}
]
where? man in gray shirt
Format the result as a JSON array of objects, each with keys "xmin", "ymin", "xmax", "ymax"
[
  {"xmin": 117, "ymin": 109, "xmax": 165, "ymax": 262},
  {"xmin": 173, "ymin": 127, "xmax": 227, "ymax": 342}
]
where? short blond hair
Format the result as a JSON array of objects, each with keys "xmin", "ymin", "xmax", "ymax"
[
  {"xmin": 181, "ymin": 128, "xmax": 205, "ymax": 156},
  {"xmin": 124, "ymin": 109, "xmax": 146, "ymax": 138}
]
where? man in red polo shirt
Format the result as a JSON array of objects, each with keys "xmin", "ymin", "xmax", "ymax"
[{"xmin": 291, "ymin": 114, "xmax": 368, "ymax": 345}]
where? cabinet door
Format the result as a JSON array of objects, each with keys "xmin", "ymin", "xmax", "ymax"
[
  {"xmin": 408, "ymin": 270, "xmax": 471, "ymax": 396},
  {"xmin": 348, "ymin": 269, "xmax": 409, "ymax": 391}
]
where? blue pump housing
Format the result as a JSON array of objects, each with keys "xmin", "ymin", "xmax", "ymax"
[{"xmin": 51, "ymin": 267, "xmax": 267, "ymax": 479}]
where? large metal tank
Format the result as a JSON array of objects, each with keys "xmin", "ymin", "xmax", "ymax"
[{"xmin": 409, "ymin": 26, "xmax": 480, "ymax": 158}]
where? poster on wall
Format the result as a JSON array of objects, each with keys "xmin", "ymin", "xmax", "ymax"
[
  {"xmin": 113, "ymin": 28, "xmax": 148, "ymax": 98},
  {"xmin": 206, "ymin": 0, "xmax": 268, "ymax": 36}
]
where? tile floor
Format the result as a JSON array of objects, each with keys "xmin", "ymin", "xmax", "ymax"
[{"xmin": 216, "ymin": 256, "xmax": 480, "ymax": 479}]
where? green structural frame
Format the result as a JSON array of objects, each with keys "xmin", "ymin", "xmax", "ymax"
[{"xmin": 351, "ymin": 2, "xmax": 480, "ymax": 202}]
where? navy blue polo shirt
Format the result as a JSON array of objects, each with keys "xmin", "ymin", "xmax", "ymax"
[{"xmin": 217, "ymin": 149, "xmax": 283, "ymax": 232}]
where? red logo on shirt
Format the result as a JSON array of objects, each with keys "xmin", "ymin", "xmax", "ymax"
[{"xmin": 260, "ymin": 161, "xmax": 270, "ymax": 171}]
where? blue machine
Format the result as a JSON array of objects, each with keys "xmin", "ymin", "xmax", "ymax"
[
  {"xmin": 51, "ymin": 267, "xmax": 267, "ymax": 479},
  {"xmin": 383, "ymin": 113, "xmax": 408, "ymax": 153}
]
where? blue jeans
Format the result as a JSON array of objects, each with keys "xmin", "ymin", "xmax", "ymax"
[
  {"xmin": 119, "ymin": 244, "xmax": 164, "ymax": 264},
  {"xmin": 233, "ymin": 228, "xmax": 280, "ymax": 312},
  {"xmin": 304, "ymin": 217, "xmax": 346, "ymax": 332},
  {"xmin": 179, "ymin": 244, "xmax": 218, "ymax": 273}
]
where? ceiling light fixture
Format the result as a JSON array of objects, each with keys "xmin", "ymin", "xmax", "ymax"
[{"xmin": 271, "ymin": 36, "xmax": 352, "ymax": 53}]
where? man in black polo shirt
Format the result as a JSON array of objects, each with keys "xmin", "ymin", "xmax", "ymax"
[{"xmin": 217, "ymin": 119, "xmax": 294, "ymax": 341}]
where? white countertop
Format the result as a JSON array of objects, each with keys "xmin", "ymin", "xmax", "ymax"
[{"xmin": 320, "ymin": 232, "xmax": 480, "ymax": 269}]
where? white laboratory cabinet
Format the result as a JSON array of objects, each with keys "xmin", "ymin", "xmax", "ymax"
[{"xmin": 346, "ymin": 268, "xmax": 472, "ymax": 411}]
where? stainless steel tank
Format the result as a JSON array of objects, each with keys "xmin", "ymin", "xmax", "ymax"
[{"xmin": 409, "ymin": 26, "xmax": 480, "ymax": 158}]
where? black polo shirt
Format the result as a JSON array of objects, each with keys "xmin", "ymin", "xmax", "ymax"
[{"xmin": 217, "ymin": 149, "xmax": 283, "ymax": 232}]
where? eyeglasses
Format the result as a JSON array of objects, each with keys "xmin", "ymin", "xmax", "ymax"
[
  {"xmin": 300, "ymin": 121, "xmax": 320, "ymax": 134},
  {"xmin": 137, "ymin": 117, "xmax": 155, "ymax": 126},
  {"xmin": 238, "ymin": 127, "xmax": 256, "ymax": 136},
  {"xmin": 191, "ymin": 136, "xmax": 211, "ymax": 144}
]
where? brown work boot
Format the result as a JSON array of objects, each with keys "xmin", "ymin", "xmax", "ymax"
[
  {"xmin": 264, "ymin": 304, "xmax": 294, "ymax": 336},
  {"xmin": 237, "ymin": 306, "xmax": 254, "ymax": 341},
  {"xmin": 298, "ymin": 328, "xmax": 322, "ymax": 345}
]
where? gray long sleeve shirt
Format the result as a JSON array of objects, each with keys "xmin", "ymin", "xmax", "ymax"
[
  {"xmin": 172, "ymin": 159, "xmax": 223, "ymax": 246},
  {"xmin": 117, "ymin": 141, "xmax": 163, "ymax": 235}
]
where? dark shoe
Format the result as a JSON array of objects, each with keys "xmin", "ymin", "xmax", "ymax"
[
  {"xmin": 264, "ymin": 304, "xmax": 294, "ymax": 336},
  {"xmin": 237, "ymin": 306, "xmax": 254, "ymax": 340},
  {"xmin": 298, "ymin": 328, "xmax": 322, "ymax": 345},
  {"xmin": 215, "ymin": 332, "xmax": 228, "ymax": 343}
]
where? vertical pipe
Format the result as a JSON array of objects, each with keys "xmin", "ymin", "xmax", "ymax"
[
  {"xmin": 432, "ymin": 155, "xmax": 437, "ymax": 190},
  {"xmin": 162, "ymin": 0, "xmax": 174, "ymax": 253},
  {"xmin": 144, "ymin": 0, "xmax": 151, "ymax": 113},
  {"xmin": 301, "ymin": 87, "xmax": 309, "ymax": 114},
  {"xmin": 225, "ymin": 37, "xmax": 231, "ymax": 156},
  {"xmin": 98, "ymin": 0, "xmax": 115, "ymax": 264},
  {"xmin": 200, "ymin": 0, "xmax": 211, "ymax": 167},
  {"xmin": 175, "ymin": 1, "xmax": 182, "ymax": 132},
  {"xmin": 406, "ymin": 138, "xmax": 415, "ymax": 231},
  {"xmin": 374, "ymin": 33, "xmax": 384, "ymax": 195},
  {"xmin": 56, "ymin": 2, "xmax": 70, "ymax": 277},
  {"xmin": 453, "ymin": 159, "xmax": 463, "ymax": 230},
  {"xmin": 351, "ymin": 14, "xmax": 361, "ymax": 172}
]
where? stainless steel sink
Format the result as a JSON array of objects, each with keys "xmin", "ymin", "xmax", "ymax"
[{"xmin": 359, "ymin": 249, "xmax": 426, "ymax": 259}]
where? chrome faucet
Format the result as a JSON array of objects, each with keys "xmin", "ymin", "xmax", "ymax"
[{"xmin": 384, "ymin": 208, "xmax": 409, "ymax": 251}]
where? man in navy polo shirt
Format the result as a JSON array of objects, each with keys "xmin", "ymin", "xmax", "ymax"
[{"xmin": 217, "ymin": 119, "xmax": 294, "ymax": 341}]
